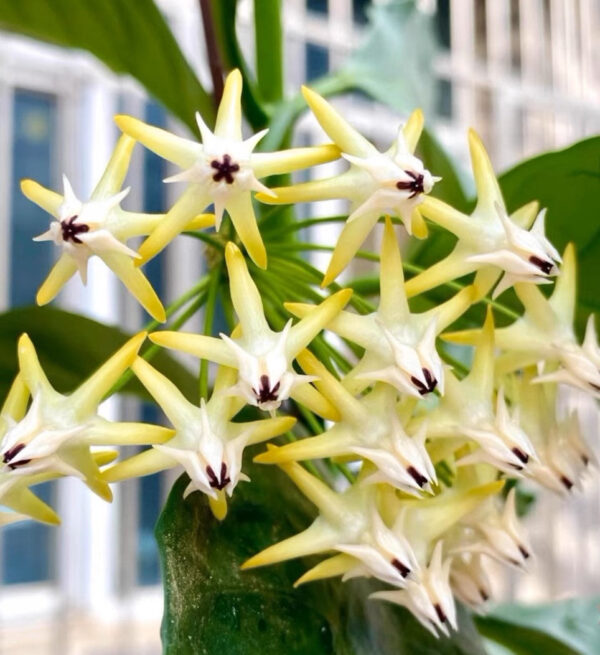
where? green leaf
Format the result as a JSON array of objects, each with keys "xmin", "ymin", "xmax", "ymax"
[
  {"xmin": 0, "ymin": 306, "xmax": 196, "ymax": 403},
  {"xmin": 343, "ymin": 0, "xmax": 438, "ymax": 115},
  {"xmin": 0, "ymin": 0, "xmax": 213, "ymax": 132},
  {"xmin": 499, "ymin": 136, "xmax": 600, "ymax": 336},
  {"xmin": 476, "ymin": 595, "xmax": 600, "ymax": 655},
  {"xmin": 157, "ymin": 457, "xmax": 489, "ymax": 654}
]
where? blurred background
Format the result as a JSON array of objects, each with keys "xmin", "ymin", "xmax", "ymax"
[{"xmin": 0, "ymin": 0, "xmax": 599, "ymax": 653}]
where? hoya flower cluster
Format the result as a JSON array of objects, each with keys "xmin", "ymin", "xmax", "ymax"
[{"xmin": 5, "ymin": 70, "xmax": 597, "ymax": 638}]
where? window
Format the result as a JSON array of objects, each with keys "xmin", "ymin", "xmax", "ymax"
[
  {"xmin": 10, "ymin": 90, "xmax": 56, "ymax": 307},
  {"xmin": 305, "ymin": 43, "xmax": 330, "ymax": 82},
  {"xmin": 352, "ymin": 0, "xmax": 370, "ymax": 25},
  {"xmin": 307, "ymin": 0, "xmax": 328, "ymax": 15},
  {"xmin": 137, "ymin": 101, "xmax": 169, "ymax": 586},
  {"xmin": 3, "ymin": 89, "xmax": 58, "ymax": 585}
]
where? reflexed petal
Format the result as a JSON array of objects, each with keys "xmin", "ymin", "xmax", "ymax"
[
  {"xmin": 209, "ymin": 491, "xmax": 228, "ymax": 521},
  {"xmin": 92, "ymin": 135, "xmax": 135, "ymax": 200},
  {"xmin": 214, "ymin": 69, "xmax": 243, "ymax": 140},
  {"xmin": 468, "ymin": 308, "xmax": 495, "ymax": 400},
  {"xmin": 549, "ymin": 243, "xmax": 576, "ymax": 324},
  {"xmin": 301, "ymin": 86, "xmax": 376, "ymax": 158},
  {"xmin": 289, "ymin": 383, "xmax": 341, "ymax": 422},
  {"xmin": 426, "ymin": 285, "xmax": 475, "ymax": 332},
  {"xmin": 225, "ymin": 242, "xmax": 270, "ymax": 338},
  {"xmin": 297, "ymin": 350, "xmax": 367, "ymax": 424},
  {"xmin": 468, "ymin": 129, "xmax": 504, "ymax": 213},
  {"xmin": 2, "ymin": 374, "xmax": 30, "ymax": 421},
  {"xmin": 379, "ymin": 217, "xmax": 409, "ymax": 322},
  {"xmin": 103, "ymin": 447, "xmax": 176, "ymax": 483},
  {"xmin": 36, "ymin": 253, "xmax": 78, "ymax": 305},
  {"xmin": 322, "ymin": 211, "xmax": 381, "ymax": 287},
  {"xmin": 511, "ymin": 200, "xmax": 539, "ymax": 229},
  {"xmin": 114, "ymin": 114, "xmax": 200, "ymax": 168},
  {"xmin": 131, "ymin": 357, "xmax": 196, "ymax": 427},
  {"xmin": 404, "ymin": 249, "xmax": 474, "ymax": 298},
  {"xmin": 100, "ymin": 251, "xmax": 166, "ymax": 322},
  {"xmin": 255, "ymin": 428, "xmax": 351, "ymax": 463},
  {"xmin": 229, "ymin": 416, "xmax": 296, "ymax": 446},
  {"xmin": 17, "ymin": 333, "xmax": 53, "ymax": 394},
  {"xmin": 20, "ymin": 179, "xmax": 62, "ymax": 216},
  {"xmin": 285, "ymin": 288, "xmax": 353, "ymax": 358},
  {"xmin": 149, "ymin": 332, "xmax": 237, "ymax": 367},
  {"xmin": 86, "ymin": 421, "xmax": 174, "ymax": 446},
  {"xmin": 241, "ymin": 520, "xmax": 338, "ymax": 569},
  {"xmin": 419, "ymin": 196, "xmax": 472, "ymax": 241},
  {"xmin": 225, "ymin": 192, "xmax": 267, "ymax": 269},
  {"xmin": 252, "ymin": 144, "xmax": 340, "ymax": 178},
  {"xmin": 70, "ymin": 333, "xmax": 146, "ymax": 415},
  {"xmin": 294, "ymin": 553, "xmax": 355, "ymax": 587},
  {"xmin": 137, "ymin": 187, "xmax": 209, "ymax": 265},
  {"xmin": 257, "ymin": 170, "xmax": 359, "ymax": 206},
  {"xmin": 3, "ymin": 486, "xmax": 60, "ymax": 525},
  {"xmin": 402, "ymin": 108, "xmax": 425, "ymax": 154}
]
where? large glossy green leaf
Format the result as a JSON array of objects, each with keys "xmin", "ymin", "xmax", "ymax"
[
  {"xmin": 499, "ymin": 136, "xmax": 600, "ymax": 336},
  {"xmin": 0, "ymin": 306, "xmax": 196, "ymax": 403},
  {"xmin": 476, "ymin": 595, "xmax": 600, "ymax": 655},
  {"xmin": 0, "ymin": 0, "xmax": 213, "ymax": 132},
  {"xmin": 157, "ymin": 457, "xmax": 488, "ymax": 654}
]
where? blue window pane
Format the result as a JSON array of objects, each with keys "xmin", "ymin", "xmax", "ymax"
[
  {"xmin": 10, "ymin": 91, "xmax": 56, "ymax": 306},
  {"xmin": 307, "ymin": 0, "xmax": 328, "ymax": 13},
  {"xmin": 3, "ymin": 90, "xmax": 57, "ymax": 584},
  {"xmin": 137, "ymin": 105, "xmax": 168, "ymax": 585},
  {"xmin": 353, "ymin": 0, "xmax": 370, "ymax": 24},
  {"xmin": 305, "ymin": 43, "xmax": 329, "ymax": 82},
  {"xmin": 3, "ymin": 482, "xmax": 54, "ymax": 583},
  {"xmin": 137, "ymin": 403, "xmax": 165, "ymax": 586}
]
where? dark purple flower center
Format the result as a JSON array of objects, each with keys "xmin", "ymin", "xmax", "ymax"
[
  {"xmin": 206, "ymin": 462, "xmax": 231, "ymax": 490},
  {"xmin": 211, "ymin": 154, "xmax": 240, "ymax": 184},
  {"xmin": 61, "ymin": 216, "xmax": 89, "ymax": 244},
  {"xmin": 396, "ymin": 170, "xmax": 425, "ymax": 198},
  {"xmin": 252, "ymin": 375, "xmax": 281, "ymax": 405}
]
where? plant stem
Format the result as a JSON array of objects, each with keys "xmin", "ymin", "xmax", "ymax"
[
  {"xmin": 199, "ymin": 267, "xmax": 221, "ymax": 400},
  {"xmin": 254, "ymin": 0, "xmax": 284, "ymax": 104},
  {"xmin": 199, "ymin": 0, "xmax": 224, "ymax": 109}
]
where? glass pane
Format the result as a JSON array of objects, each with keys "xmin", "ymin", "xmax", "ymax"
[
  {"xmin": 353, "ymin": 0, "xmax": 370, "ymax": 25},
  {"xmin": 10, "ymin": 90, "xmax": 56, "ymax": 306},
  {"xmin": 307, "ymin": 0, "xmax": 328, "ymax": 14},
  {"xmin": 305, "ymin": 43, "xmax": 330, "ymax": 82},
  {"xmin": 3, "ymin": 90, "xmax": 57, "ymax": 585},
  {"xmin": 3, "ymin": 482, "xmax": 55, "ymax": 583},
  {"xmin": 137, "ymin": 101, "xmax": 167, "ymax": 586}
]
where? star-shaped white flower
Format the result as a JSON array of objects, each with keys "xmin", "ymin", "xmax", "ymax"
[
  {"xmin": 286, "ymin": 217, "xmax": 474, "ymax": 397},
  {"xmin": 457, "ymin": 488, "xmax": 533, "ymax": 571},
  {"xmin": 22, "ymin": 135, "xmax": 213, "ymax": 321},
  {"xmin": 0, "ymin": 333, "xmax": 172, "ymax": 507},
  {"xmin": 243, "ymin": 453, "xmax": 419, "ymax": 588},
  {"xmin": 516, "ymin": 370, "xmax": 595, "ymax": 494},
  {"xmin": 257, "ymin": 87, "xmax": 438, "ymax": 286},
  {"xmin": 150, "ymin": 242, "xmax": 350, "ymax": 417},
  {"xmin": 422, "ymin": 309, "xmax": 538, "ymax": 474},
  {"xmin": 372, "ymin": 541, "xmax": 457, "ymax": 638},
  {"xmin": 406, "ymin": 130, "xmax": 559, "ymax": 300},
  {"xmin": 444, "ymin": 244, "xmax": 600, "ymax": 398},
  {"xmin": 449, "ymin": 552, "xmax": 492, "ymax": 610},
  {"xmin": 115, "ymin": 70, "xmax": 339, "ymax": 269},
  {"xmin": 103, "ymin": 360, "xmax": 295, "ymax": 520},
  {"xmin": 256, "ymin": 354, "xmax": 437, "ymax": 496}
]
